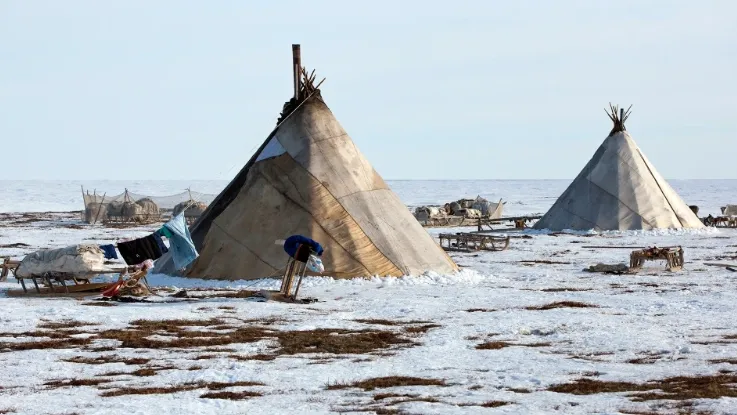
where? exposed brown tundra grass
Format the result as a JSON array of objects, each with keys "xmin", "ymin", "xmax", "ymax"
[
  {"xmin": 101, "ymin": 380, "xmax": 264, "ymax": 397},
  {"xmin": 327, "ymin": 376, "xmax": 447, "ymax": 391},
  {"xmin": 200, "ymin": 391, "xmax": 262, "ymax": 400},
  {"xmin": 549, "ymin": 373, "xmax": 737, "ymax": 401},
  {"xmin": 45, "ymin": 378, "xmax": 111, "ymax": 389},
  {"xmin": 525, "ymin": 301, "xmax": 599, "ymax": 310},
  {"xmin": 276, "ymin": 329, "xmax": 412, "ymax": 355},
  {"xmin": 37, "ymin": 320, "xmax": 98, "ymax": 330},
  {"xmin": 476, "ymin": 341, "xmax": 551, "ymax": 350},
  {"xmin": 62, "ymin": 355, "xmax": 151, "ymax": 365}
]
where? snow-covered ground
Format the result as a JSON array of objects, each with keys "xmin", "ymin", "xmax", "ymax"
[{"xmin": 0, "ymin": 180, "xmax": 736, "ymax": 414}]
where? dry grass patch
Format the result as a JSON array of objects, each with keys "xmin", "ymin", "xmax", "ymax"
[
  {"xmin": 550, "ymin": 374, "xmax": 737, "ymax": 402},
  {"xmin": 405, "ymin": 324, "xmax": 441, "ymax": 334},
  {"xmin": 203, "ymin": 381, "xmax": 263, "ymax": 390},
  {"xmin": 0, "ymin": 337, "xmax": 91, "ymax": 352},
  {"xmin": 476, "ymin": 341, "xmax": 514, "ymax": 350},
  {"xmin": 101, "ymin": 380, "xmax": 263, "ymax": 397},
  {"xmin": 200, "ymin": 391, "xmax": 262, "ymax": 400},
  {"xmin": 477, "ymin": 341, "xmax": 550, "ymax": 350},
  {"xmin": 97, "ymin": 324, "xmax": 270, "ymax": 349},
  {"xmin": 354, "ymin": 319, "xmax": 404, "ymax": 326},
  {"xmin": 101, "ymin": 385, "xmax": 200, "ymax": 397},
  {"xmin": 354, "ymin": 319, "xmax": 431, "ymax": 326},
  {"xmin": 709, "ymin": 358, "xmax": 737, "ymax": 364},
  {"xmin": 44, "ymin": 378, "xmax": 111, "ymax": 389},
  {"xmin": 508, "ymin": 387, "xmax": 532, "ymax": 393},
  {"xmin": 37, "ymin": 320, "xmax": 97, "ymax": 330},
  {"xmin": 525, "ymin": 301, "xmax": 599, "ymax": 311},
  {"xmin": 328, "ymin": 376, "xmax": 447, "ymax": 391},
  {"xmin": 98, "ymin": 366, "xmax": 174, "ymax": 377},
  {"xmin": 129, "ymin": 318, "xmax": 226, "ymax": 329},
  {"xmin": 229, "ymin": 354, "xmax": 276, "ymax": 361},
  {"xmin": 458, "ymin": 401, "xmax": 512, "ymax": 408},
  {"xmin": 62, "ymin": 355, "xmax": 151, "ymax": 365},
  {"xmin": 276, "ymin": 329, "xmax": 412, "ymax": 355},
  {"xmin": 373, "ymin": 393, "xmax": 419, "ymax": 401},
  {"xmin": 464, "ymin": 308, "xmax": 496, "ymax": 313}
]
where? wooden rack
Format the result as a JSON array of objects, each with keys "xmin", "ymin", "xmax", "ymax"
[
  {"xmin": 439, "ymin": 233, "xmax": 510, "ymax": 252},
  {"xmin": 630, "ymin": 246, "xmax": 684, "ymax": 271}
]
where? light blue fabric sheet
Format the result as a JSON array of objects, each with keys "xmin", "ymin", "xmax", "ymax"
[{"xmin": 163, "ymin": 213, "xmax": 199, "ymax": 270}]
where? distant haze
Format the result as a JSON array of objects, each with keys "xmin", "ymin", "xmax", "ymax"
[{"xmin": 1, "ymin": 1, "xmax": 735, "ymax": 180}]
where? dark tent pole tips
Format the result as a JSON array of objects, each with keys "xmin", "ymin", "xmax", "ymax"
[{"xmin": 292, "ymin": 44, "xmax": 301, "ymax": 101}]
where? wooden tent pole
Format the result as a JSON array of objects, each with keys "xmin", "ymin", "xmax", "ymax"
[
  {"xmin": 93, "ymin": 193, "xmax": 106, "ymax": 225},
  {"xmin": 292, "ymin": 44, "xmax": 301, "ymax": 100}
]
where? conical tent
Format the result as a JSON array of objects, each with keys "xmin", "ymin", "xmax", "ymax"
[
  {"xmin": 534, "ymin": 104, "xmax": 704, "ymax": 231},
  {"xmin": 180, "ymin": 46, "xmax": 457, "ymax": 280}
]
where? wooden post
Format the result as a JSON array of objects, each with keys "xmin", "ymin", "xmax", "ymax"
[
  {"xmin": 292, "ymin": 44, "xmax": 301, "ymax": 100},
  {"xmin": 93, "ymin": 193, "xmax": 106, "ymax": 225}
]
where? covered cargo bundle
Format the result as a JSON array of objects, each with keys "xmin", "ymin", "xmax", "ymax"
[
  {"xmin": 722, "ymin": 205, "xmax": 737, "ymax": 216},
  {"xmin": 16, "ymin": 244, "xmax": 107, "ymax": 278},
  {"xmin": 173, "ymin": 200, "xmax": 208, "ymax": 218}
]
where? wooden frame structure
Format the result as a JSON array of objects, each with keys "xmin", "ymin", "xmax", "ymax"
[
  {"xmin": 439, "ymin": 232, "xmax": 510, "ymax": 253},
  {"xmin": 630, "ymin": 246, "xmax": 684, "ymax": 271},
  {"xmin": 476, "ymin": 215, "xmax": 542, "ymax": 232}
]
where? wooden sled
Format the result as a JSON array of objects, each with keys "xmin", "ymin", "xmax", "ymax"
[
  {"xmin": 439, "ymin": 232, "xmax": 510, "ymax": 252},
  {"xmin": 1, "ymin": 257, "xmax": 20, "ymax": 282},
  {"xmin": 10, "ymin": 266, "xmax": 147, "ymax": 297},
  {"xmin": 6, "ymin": 282, "xmax": 112, "ymax": 297}
]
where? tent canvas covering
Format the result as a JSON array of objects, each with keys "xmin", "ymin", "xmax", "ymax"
[
  {"xmin": 172, "ymin": 49, "xmax": 457, "ymax": 280},
  {"xmin": 534, "ymin": 105, "xmax": 703, "ymax": 231}
]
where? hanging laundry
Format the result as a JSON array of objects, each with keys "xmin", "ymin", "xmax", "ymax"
[
  {"xmin": 157, "ymin": 226, "xmax": 173, "ymax": 239},
  {"xmin": 99, "ymin": 244, "xmax": 118, "ymax": 260},
  {"xmin": 152, "ymin": 231, "xmax": 169, "ymax": 254},
  {"xmin": 117, "ymin": 234, "xmax": 164, "ymax": 265},
  {"xmin": 163, "ymin": 213, "xmax": 198, "ymax": 270}
]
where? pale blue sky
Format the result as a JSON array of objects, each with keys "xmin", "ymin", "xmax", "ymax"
[{"xmin": 2, "ymin": 1, "xmax": 735, "ymax": 180}]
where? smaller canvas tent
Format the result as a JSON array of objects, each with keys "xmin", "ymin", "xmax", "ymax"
[{"xmin": 534, "ymin": 104, "xmax": 704, "ymax": 231}]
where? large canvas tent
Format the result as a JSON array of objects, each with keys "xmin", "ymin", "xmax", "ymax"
[
  {"xmin": 164, "ymin": 45, "xmax": 457, "ymax": 280},
  {"xmin": 534, "ymin": 104, "xmax": 704, "ymax": 231}
]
